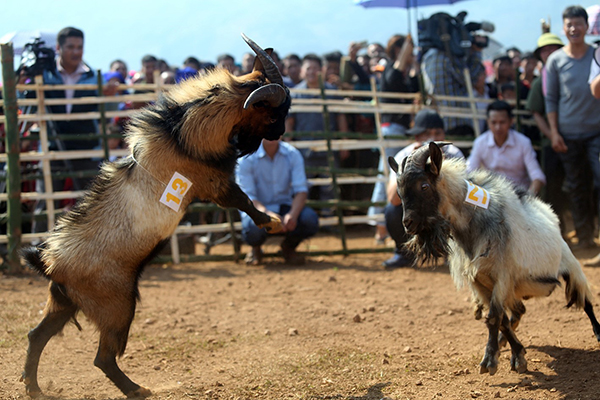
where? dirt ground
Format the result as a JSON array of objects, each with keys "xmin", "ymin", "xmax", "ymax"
[{"xmin": 1, "ymin": 227, "xmax": 600, "ymax": 400}]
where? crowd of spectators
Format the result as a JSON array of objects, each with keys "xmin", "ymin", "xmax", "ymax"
[{"xmin": 5, "ymin": 4, "xmax": 600, "ymax": 267}]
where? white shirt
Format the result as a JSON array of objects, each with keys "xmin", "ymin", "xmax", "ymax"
[
  {"xmin": 467, "ymin": 129, "xmax": 546, "ymax": 189},
  {"xmin": 57, "ymin": 59, "xmax": 90, "ymax": 114}
]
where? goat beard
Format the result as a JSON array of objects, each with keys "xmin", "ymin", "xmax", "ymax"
[{"xmin": 404, "ymin": 213, "xmax": 452, "ymax": 267}]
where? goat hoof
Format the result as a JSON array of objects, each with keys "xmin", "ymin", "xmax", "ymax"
[
  {"xmin": 510, "ymin": 352, "xmax": 528, "ymax": 373},
  {"xmin": 480, "ymin": 355, "xmax": 498, "ymax": 375},
  {"xmin": 259, "ymin": 216, "xmax": 283, "ymax": 234},
  {"xmin": 25, "ymin": 386, "xmax": 42, "ymax": 398},
  {"xmin": 126, "ymin": 386, "xmax": 152, "ymax": 398},
  {"xmin": 479, "ymin": 363, "xmax": 498, "ymax": 375},
  {"xmin": 22, "ymin": 374, "xmax": 42, "ymax": 398}
]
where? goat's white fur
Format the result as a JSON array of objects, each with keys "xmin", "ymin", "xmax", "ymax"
[{"xmin": 439, "ymin": 158, "xmax": 592, "ymax": 311}]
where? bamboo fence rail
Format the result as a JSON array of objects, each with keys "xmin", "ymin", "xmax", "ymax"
[{"xmin": 1, "ymin": 57, "xmax": 536, "ymax": 267}]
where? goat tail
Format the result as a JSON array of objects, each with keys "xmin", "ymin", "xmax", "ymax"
[
  {"xmin": 559, "ymin": 240, "xmax": 593, "ymax": 309},
  {"xmin": 20, "ymin": 245, "xmax": 51, "ymax": 279}
]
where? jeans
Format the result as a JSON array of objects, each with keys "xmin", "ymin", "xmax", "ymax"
[
  {"xmin": 241, "ymin": 204, "xmax": 319, "ymax": 250},
  {"xmin": 558, "ymin": 134, "xmax": 600, "ymax": 242},
  {"xmin": 384, "ymin": 203, "xmax": 412, "ymax": 256},
  {"xmin": 542, "ymin": 145, "xmax": 567, "ymax": 233}
]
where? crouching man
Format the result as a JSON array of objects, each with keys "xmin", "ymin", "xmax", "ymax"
[
  {"xmin": 236, "ymin": 139, "xmax": 319, "ymax": 265},
  {"xmin": 383, "ymin": 109, "xmax": 464, "ymax": 268}
]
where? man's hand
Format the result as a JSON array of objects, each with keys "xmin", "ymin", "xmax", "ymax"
[
  {"xmin": 550, "ymin": 130, "xmax": 568, "ymax": 153},
  {"xmin": 102, "ymin": 80, "xmax": 120, "ymax": 96},
  {"xmin": 282, "ymin": 213, "xmax": 298, "ymax": 232},
  {"xmin": 348, "ymin": 41, "xmax": 366, "ymax": 63}
]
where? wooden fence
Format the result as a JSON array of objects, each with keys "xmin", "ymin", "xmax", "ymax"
[{"xmin": 0, "ymin": 44, "xmax": 534, "ymax": 270}]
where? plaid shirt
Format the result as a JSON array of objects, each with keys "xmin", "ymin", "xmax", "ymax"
[{"xmin": 421, "ymin": 48, "xmax": 484, "ymax": 130}]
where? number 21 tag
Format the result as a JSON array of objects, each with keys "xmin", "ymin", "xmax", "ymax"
[
  {"xmin": 464, "ymin": 180, "xmax": 490, "ymax": 209},
  {"xmin": 160, "ymin": 172, "xmax": 193, "ymax": 212}
]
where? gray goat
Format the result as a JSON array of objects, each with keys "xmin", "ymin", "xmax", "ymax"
[{"xmin": 389, "ymin": 141, "xmax": 600, "ymax": 375}]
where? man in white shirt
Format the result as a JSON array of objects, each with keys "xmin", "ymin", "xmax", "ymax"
[{"xmin": 467, "ymin": 100, "xmax": 546, "ymax": 195}]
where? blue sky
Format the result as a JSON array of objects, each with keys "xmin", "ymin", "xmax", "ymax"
[{"xmin": 1, "ymin": 0, "xmax": 598, "ymax": 73}]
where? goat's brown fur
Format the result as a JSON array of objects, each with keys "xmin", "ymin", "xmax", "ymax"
[{"xmin": 21, "ymin": 47, "xmax": 290, "ymax": 398}]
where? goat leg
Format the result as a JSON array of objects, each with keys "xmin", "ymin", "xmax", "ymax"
[
  {"xmin": 584, "ymin": 299, "xmax": 600, "ymax": 342},
  {"xmin": 22, "ymin": 306, "xmax": 76, "ymax": 397},
  {"xmin": 499, "ymin": 301, "xmax": 526, "ymax": 348},
  {"xmin": 215, "ymin": 181, "xmax": 283, "ymax": 233},
  {"xmin": 499, "ymin": 313, "xmax": 527, "ymax": 373},
  {"xmin": 480, "ymin": 302, "xmax": 502, "ymax": 375},
  {"xmin": 22, "ymin": 283, "xmax": 78, "ymax": 398},
  {"xmin": 94, "ymin": 335, "xmax": 151, "ymax": 398}
]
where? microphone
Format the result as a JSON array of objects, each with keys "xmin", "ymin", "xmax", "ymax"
[{"xmin": 464, "ymin": 21, "xmax": 495, "ymax": 33}]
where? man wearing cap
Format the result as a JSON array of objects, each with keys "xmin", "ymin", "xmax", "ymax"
[
  {"xmin": 545, "ymin": 5, "xmax": 600, "ymax": 250},
  {"xmin": 382, "ymin": 109, "xmax": 463, "ymax": 268},
  {"xmin": 526, "ymin": 32, "xmax": 567, "ymax": 233}
]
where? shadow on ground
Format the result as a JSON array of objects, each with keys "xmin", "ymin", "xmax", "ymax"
[{"xmin": 489, "ymin": 345, "xmax": 600, "ymax": 400}]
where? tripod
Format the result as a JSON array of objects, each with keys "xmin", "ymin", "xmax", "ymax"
[{"xmin": 18, "ymin": 99, "xmax": 100, "ymax": 234}]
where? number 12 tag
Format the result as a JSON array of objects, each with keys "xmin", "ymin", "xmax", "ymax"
[
  {"xmin": 160, "ymin": 172, "xmax": 193, "ymax": 212},
  {"xmin": 464, "ymin": 180, "xmax": 490, "ymax": 209}
]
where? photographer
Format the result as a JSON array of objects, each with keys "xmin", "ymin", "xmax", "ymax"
[
  {"xmin": 19, "ymin": 27, "xmax": 118, "ymax": 232},
  {"xmin": 420, "ymin": 12, "xmax": 488, "ymax": 136}
]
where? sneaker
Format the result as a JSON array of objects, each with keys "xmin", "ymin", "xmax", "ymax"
[
  {"xmin": 584, "ymin": 252, "xmax": 600, "ymax": 267},
  {"xmin": 245, "ymin": 246, "xmax": 263, "ymax": 266},
  {"xmin": 382, "ymin": 253, "xmax": 413, "ymax": 269}
]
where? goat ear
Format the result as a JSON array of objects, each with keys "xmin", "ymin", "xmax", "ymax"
[
  {"xmin": 388, "ymin": 156, "xmax": 399, "ymax": 174},
  {"xmin": 428, "ymin": 142, "xmax": 443, "ymax": 177}
]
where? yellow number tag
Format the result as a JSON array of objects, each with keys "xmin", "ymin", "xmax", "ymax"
[
  {"xmin": 160, "ymin": 172, "xmax": 193, "ymax": 212},
  {"xmin": 464, "ymin": 180, "xmax": 490, "ymax": 209}
]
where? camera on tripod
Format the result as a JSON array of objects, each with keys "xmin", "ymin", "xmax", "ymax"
[
  {"xmin": 418, "ymin": 11, "xmax": 495, "ymax": 59},
  {"xmin": 16, "ymin": 38, "xmax": 56, "ymax": 78}
]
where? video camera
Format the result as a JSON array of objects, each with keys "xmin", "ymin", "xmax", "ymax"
[
  {"xmin": 16, "ymin": 38, "xmax": 56, "ymax": 77},
  {"xmin": 418, "ymin": 11, "xmax": 494, "ymax": 59}
]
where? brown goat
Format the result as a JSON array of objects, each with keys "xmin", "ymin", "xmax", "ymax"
[{"xmin": 20, "ymin": 34, "xmax": 290, "ymax": 398}]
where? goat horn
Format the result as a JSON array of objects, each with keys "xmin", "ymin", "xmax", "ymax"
[
  {"xmin": 241, "ymin": 33, "xmax": 284, "ymax": 86},
  {"xmin": 243, "ymin": 83, "xmax": 288, "ymax": 109},
  {"xmin": 406, "ymin": 144, "xmax": 431, "ymax": 171}
]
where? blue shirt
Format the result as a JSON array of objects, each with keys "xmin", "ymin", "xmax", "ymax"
[
  {"xmin": 236, "ymin": 141, "xmax": 308, "ymax": 211},
  {"xmin": 288, "ymin": 80, "xmax": 338, "ymax": 134}
]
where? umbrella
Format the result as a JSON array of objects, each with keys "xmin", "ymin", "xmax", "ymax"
[
  {"xmin": 355, "ymin": 0, "xmax": 471, "ymax": 35},
  {"xmin": 587, "ymin": 4, "xmax": 600, "ymax": 36},
  {"xmin": 355, "ymin": 0, "xmax": 468, "ymax": 6},
  {"xmin": 0, "ymin": 30, "xmax": 56, "ymax": 56}
]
